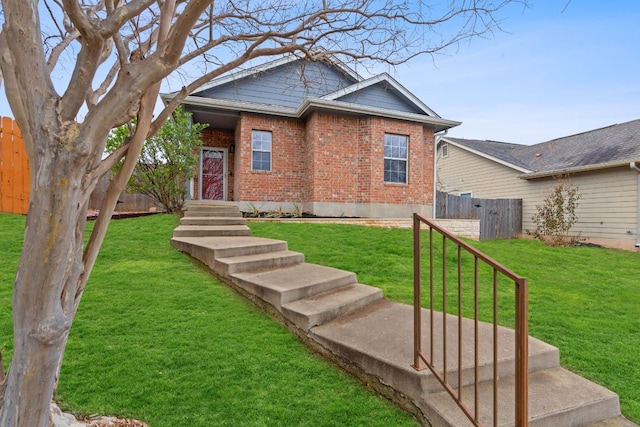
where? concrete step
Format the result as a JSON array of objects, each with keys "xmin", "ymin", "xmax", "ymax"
[
  {"xmin": 172, "ymin": 225, "xmax": 251, "ymax": 237},
  {"xmin": 310, "ymin": 300, "xmax": 560, "ymax": 404},
  {"xmin": 282, "ymin": 283, "xmax": 383, "ymax": 331},
  {"xmin": 216, "ymin": 250, "xmax": 304, "ymax": 276},
  {"xmin": 169, "ymin": 207, "xmax": 628, "ymax": 427},
  {"xmin": 180, "ymin": 216, "xmax": 247, "ymax": 226},
  {"xmin": 171, "ymin": 236, "xmax": 289, "ymax": 272},
  {"xmin": 424, "ymin": 367, "xmax": 620, "ymax": 427},
  {"xmin": 186, "ymin": 200, "xmax": 234, "ymax": 205},
  {"xmin": 588, "ymin": 417, "xmax": 638, "ymax": 427},
  {"xmin": 184, "ymin": 205, "xmax": 242, "ymax": 217},
  {"xmin": 185, "ymin": 200, "xmax": 237, "ymax": 207},
  {"xmin": 231, "ymin": 263, "xmax": 358, "ymax": 310}
]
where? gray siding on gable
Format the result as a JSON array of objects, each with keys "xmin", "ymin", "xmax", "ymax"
[
  {"xmin": 337, "ymin": 82, "xmax": 424, "ymax": 115},
  {"xmin": 194, "ymin": 60, "xmax": 356, "ymax": 108}
]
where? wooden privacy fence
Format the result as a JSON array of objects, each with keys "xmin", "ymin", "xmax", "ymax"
[
  {"xmin": 436, "ymin": 191, "xmax": 522, "ymax": 240},
  {"xmin": 89, "ymin": 174, "xmax": 163, "ymax": 213},
  {"xmin": 0, "ymin": 117, "xmax": 29, "ymax": 215},
  {"xmin": 0, "ymin": 116, "xmax": 160, "ymax": 215}
]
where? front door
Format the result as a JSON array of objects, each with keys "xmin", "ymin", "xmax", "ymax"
[{"xmin": 200, "ymin": 147, "xmax": 227, "ymax": 200}]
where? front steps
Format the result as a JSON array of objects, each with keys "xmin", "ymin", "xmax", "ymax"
[
  {"xmin": 171, "ymin": 201, "xmax": 632, "ymax": 427},
  {"xmin": 172, "ymin": 201, "xmax": 383, "ymax": 332},
  {"xmin": 173, "ymin": 200, "xmax": 251, "ymax": 237}
]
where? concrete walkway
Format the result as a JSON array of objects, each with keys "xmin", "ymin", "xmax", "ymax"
[{"xmin": 172, "ymin": 201, "xmax": 635, "ymax": 427}]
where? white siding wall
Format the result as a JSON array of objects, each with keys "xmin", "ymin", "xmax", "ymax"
[
  {"xmin": 438, "ymin": 144, "xmax": 639, "ymax": 249},
  {"xmin": 438, "ymin": 144, "xmax": 528, "ymax": 197},
  {"xmin": 526, "ymin": 168, "xmax": 638, "ymax": 248}
]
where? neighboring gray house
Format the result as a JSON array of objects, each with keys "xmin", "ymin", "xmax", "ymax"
[
  {"xmin": 437, "ymin": 119, "xmax": 640, "ymax": 250},
  {"xmin": 161, "ymin": 53, "xmax": 459, "ymax": 217}
]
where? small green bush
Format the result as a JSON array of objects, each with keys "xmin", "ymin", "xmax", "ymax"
[
  {"xmin": 529, "ymin": 177, "xmax": 581, "ymax": 246},
  {"xmin": 105, "ymin": 107, "xmax": 207, "ymax": 213}
]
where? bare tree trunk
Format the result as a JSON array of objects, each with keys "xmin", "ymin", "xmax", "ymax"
[
  {"xmin": 0, "ymin": 142, "xmax": 88, "ymax": 427},
  {"xmin": 0, "ymin": 0, "xmax": 520, "ymax": 424}
]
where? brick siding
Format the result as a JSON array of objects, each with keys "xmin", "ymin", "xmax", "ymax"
[
  {"xmin": 234, "ymin": 114, "xmax": 306, "ymax": 202},
  {"xmin": 195, "ymin": 111, "xmax": 435, "ymax": 210}
]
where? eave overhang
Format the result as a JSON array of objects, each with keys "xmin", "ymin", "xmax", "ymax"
[
  {"xmin": 518, "ymin": 158, "xmax": 640, "ymax": 180},
  {"xmin": 166, "ymin": 94, "xmax": 461, "ymax": 132}
]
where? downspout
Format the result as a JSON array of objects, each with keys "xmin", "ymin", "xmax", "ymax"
[
  {"xmin": 631, "ymin": 162, "xmax": 640, "ymax": 247},
  {"xmin": 433, "ymin": 129, "xmax": 448, "ymax": 218}
]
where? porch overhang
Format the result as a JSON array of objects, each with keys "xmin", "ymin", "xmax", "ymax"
[{"xmin": 160, "ymin": 93, "xmax": 460, "ymax": 133}]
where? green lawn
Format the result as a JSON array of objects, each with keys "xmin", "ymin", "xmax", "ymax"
[
  {"xmin": 2, "ymin": 215, "xmax": 639, "ymax": 425},
  {"xmin": 0, "ymin": 214, "xmax": 418, "ymax": 427},
  {"xmin": 248, "ymin": 222, "xmax": 640, "ymax": 423}
]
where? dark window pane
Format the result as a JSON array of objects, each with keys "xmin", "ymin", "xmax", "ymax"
[
  {"xmin": 252, "ymin": 152, "xmax": 271, "ymax": 171},
  {"xmin": 384, "ymin": 134, "xmax": 408, "ymax": 182},
  {"xmin": 252, "ymin": 130, "xmax": 272, "ymax": 171}
]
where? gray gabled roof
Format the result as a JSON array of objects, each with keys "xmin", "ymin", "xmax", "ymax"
[
  {"xmin": 161, "ymin": 53, "xmax": 460, "ymax": 132},
  {"xmin": 443, "ymin": 119, "xmax": 640, "ymax": 178},
  {"xmin": 441, "ymin": 138, "xmax": 533, "ymax": 172},
  {"xmin": 323, "ymin": 73, "xmax": 440, "ymax": 117}
]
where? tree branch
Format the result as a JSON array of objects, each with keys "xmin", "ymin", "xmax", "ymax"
[
  {"xmin": 46, "ymin": 29, "xmax": 80, "ymax": 73},
  {"xmin": 60, "ymin": 0, "xmax": 101, "ymax": 40},
  {"xmin": 99, "ymin": 0, "xmax": 157, "ymax": 38},
  {"xmin": 78, "ymin": 85, "xmax": 159, "ymax": 310}
]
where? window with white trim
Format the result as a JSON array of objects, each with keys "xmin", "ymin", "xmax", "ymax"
[
  {"xmin": 442, "ymin": 143, "xmax": 449, "ymax": 158},
  {"xmin": 251, "ymin": 130, "xmax": 272, "ymax": 171},
  {"xmin": 384, "ymin": 133, "xmax": 408, "ymax": 184}
]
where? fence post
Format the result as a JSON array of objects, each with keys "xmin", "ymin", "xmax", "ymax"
[
  {"xmin": 515, "ymin": 278, "xmax": 529, "ymax": 426},
  {"xmin": 412, "ymin": 213, "xmax": 425, "ymax": 371}
]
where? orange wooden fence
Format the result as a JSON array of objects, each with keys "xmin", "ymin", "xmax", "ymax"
[
  {"xmin": 1, "ymin": 117, "xmax": 161, "ymax": 216},
  {"xmin": 0, "ymin": 116, "xmax": 29, "ymax": 215}
]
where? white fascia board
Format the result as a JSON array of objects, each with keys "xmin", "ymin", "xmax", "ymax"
[
  {"xmin": 322, "ymin": 73, "xmax": 440, "ymax": 118},
  {"xmin": 519, "ymin": 159, "xmax": 640, "ymax": 180},
  {"xmin": 298, "ymin": 98, "xmax": 460, "ymax": 130},
  {"xmin": 441, "ymin": 137, "xmax": 532, "ymax": 174},
  {"xmin": 315, "ymin": 52, "xmax": 364, "ymax": 82},
  {"xmin": 322, "ymin": 74, "xmax": 385, "ymax": 100},
  {"xmin": 178, "ymin": 94, "xmax": 460, "ymax": 130},
  {"xmin": 380, "ymin": 73, "xmax": 441, "ymax": 117}
]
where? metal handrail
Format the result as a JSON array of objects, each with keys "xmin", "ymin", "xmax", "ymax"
[{"xmin": 412, "ymin": 213, "xmax": 529, "ymax": 426}]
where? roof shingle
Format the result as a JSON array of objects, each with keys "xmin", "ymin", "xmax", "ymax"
[{"xmin": 445, "ymin": 119, "xmax": 640, "ymax": 176}]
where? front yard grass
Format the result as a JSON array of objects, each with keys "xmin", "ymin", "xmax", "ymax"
[
  {"xmin": 249, "ymin": 221, "xmax": 640, "ymax": 423},
  {"xmin": 2, "ymin": 214, "xmax": 638, "ymax": 424},
  {"xmin": 0, "ymin": 214, "xmax": 418, "ymax": 427}
]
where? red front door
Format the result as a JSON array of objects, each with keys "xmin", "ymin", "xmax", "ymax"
[{"xmin": 201, "ymin": 148, "xmax": 226, "ymax": 200}]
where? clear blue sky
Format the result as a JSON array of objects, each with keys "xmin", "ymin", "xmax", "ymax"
[
  {"xmin": 397, "ymin": 1, "xmax": 640, "ymax": 144},
  {"xmin": 1, "ymin": 1, "xmax": 638, "ymax": 146}
]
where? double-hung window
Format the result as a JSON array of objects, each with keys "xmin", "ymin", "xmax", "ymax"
[
  {"xmin": 384, "ymin": 133, "xmax": 408, "ymax": 184},
  {"xmin": 252, "ymin": 130, "xmax": 272, "ymax": 171}
]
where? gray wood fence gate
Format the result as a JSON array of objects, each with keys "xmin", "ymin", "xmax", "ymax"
[{"xmin": 436, "ymin": 191, "xmax": 522, "ymax": 240}]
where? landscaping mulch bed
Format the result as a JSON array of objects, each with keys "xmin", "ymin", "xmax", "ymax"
[{"xmin": 79, "ymin": 416, "xmax": 148, "ymax": 427}]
